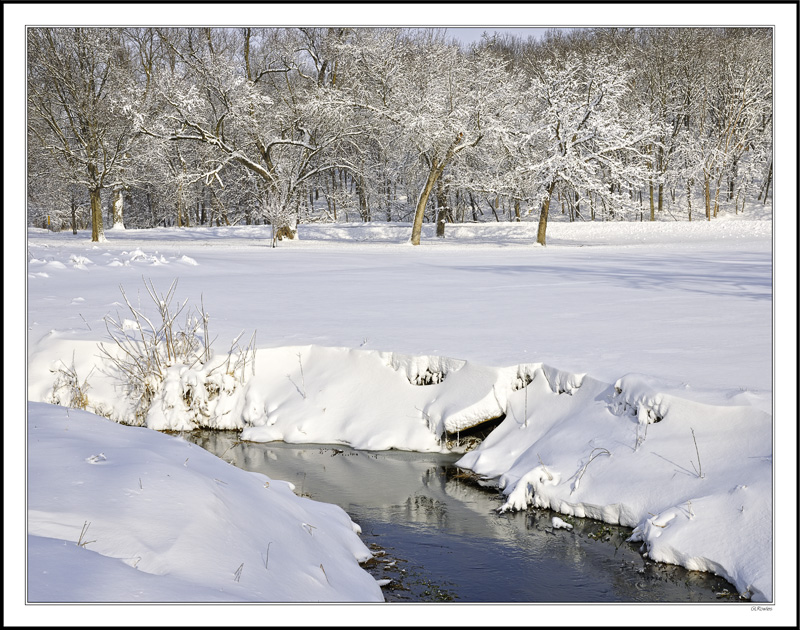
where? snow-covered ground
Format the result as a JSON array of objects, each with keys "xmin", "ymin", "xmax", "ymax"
[
  {"xmin": 26, "ymin": 401, "xmax": 383, "ymax": 603},
  {"xmin": 11, "ymin": 213, "xmax": 799, "ymax": 625}
]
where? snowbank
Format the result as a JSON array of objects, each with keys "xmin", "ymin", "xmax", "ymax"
[
  {"xmin": 22, "ymin": 218, "xmax": 782, "ymax": 605},
  {"xmin": 28, "ymin": 339, "xmax": 774, "ymax": 601},
  {"xmin": 26, "ymin": 401, "xmax": 383, "ymax": 602},
  {"xmin": 457, "ymin": 370, "xmax": 773, "ymax": 601}
]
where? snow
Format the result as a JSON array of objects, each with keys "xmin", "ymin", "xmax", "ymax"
[
  {"xmin": 551, "ymin": 516, "xmax": 573, "ymax": 531},
  {"xmin": 11, "ymin": 214, "xmax": 798, "ymax": 624},
  {"xmin": 456, "ymin": 369, "xmax": 774, "ymax": 600},
  {"xmin": 26, "ymin": 401, "xmax": 381, "ymax": 603}
]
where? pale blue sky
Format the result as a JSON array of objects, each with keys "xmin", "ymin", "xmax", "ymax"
[{"xmin": 444, "ymin": 27, "xmax": 558, "ymax": 45}]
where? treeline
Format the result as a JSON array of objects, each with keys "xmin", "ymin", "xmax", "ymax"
[{"xmin": 27, "ymin": 27, "xmax": 772, "ymax": 244}]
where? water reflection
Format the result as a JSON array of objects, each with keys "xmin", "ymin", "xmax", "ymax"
[{"xmin": 184, "ymin": 431, "xmax": 740, "ymax": 603}]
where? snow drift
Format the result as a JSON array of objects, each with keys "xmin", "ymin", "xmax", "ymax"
[
  {"xmin": 23, "ymin": 218, "xmax": 778, "ymax": 604},
  {"xmin": 29, "ymin": 340, "xmax": 773, "ymax": 601},
  {"xmin": 27, "ymin": 402, "xmax": 383, "ymax": 602}
]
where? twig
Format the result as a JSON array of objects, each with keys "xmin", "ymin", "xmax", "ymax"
[
  {"xmin": 302, "ymin": 522, "xmax": 316, "ymax": 535},
  {"xmin": 234, "ymin": 562, "xmax": 244, "ymax": 582},
  {"xmin": 690, "ymin": 428, "xmax": 705, "ymax": 478},
  {"xmin": 79, "ymin": 313, "xmax": 92, "ymax": 330},
  {"xmin": 221, "ymin": 440, "xmax": 242, "ymax": 458},
  {"xmin": 524, "ymin": 380, "xmax": 529, "ymax": 426},
  {"xmin": 537, "ymin": 453, "xmax": 553, "ymax": 481},
  {"xmin": 264, "ymin": 542, "xmax": 273, "ymax": 569},
  {"xmin": 199, "ymin": 294, "xmax": 210, "ymax": 363},
  {"xmin": 297, "ymin": 352, "xmax": 306, "ymax": 398},
  {"xmin": 77, "ymin": 521, "xmax": 96, "ymax": 547},
  {"xmin": 571, "ymin": 447, "xmax": 611, "ymax": 494}
]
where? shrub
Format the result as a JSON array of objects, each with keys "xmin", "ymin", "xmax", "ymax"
[
  {"xmin": 97, "ymin": 278, "xmax": 255, "ymax": 429},
  {"xmin": 49, "ymin": 353, "xmax": 93, "ymax": 410}
]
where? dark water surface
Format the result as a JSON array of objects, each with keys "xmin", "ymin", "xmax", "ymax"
[{"xmin": 185, "ymin": 431, "xmax": 740, "ymax": 603}]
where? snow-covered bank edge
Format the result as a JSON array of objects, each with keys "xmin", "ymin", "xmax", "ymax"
[
  {"xmin": 28, "ymin": 341, "xmax": 773, "ymax": 601},
  {"xmin": 457, "ymin": 371, "xmax": 773, "ymax": 602},
  {"xmin": 27, "ymin": 401, "xmax": 384, "ymax": 602}
]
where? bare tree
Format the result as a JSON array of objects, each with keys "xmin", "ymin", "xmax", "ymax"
[
  {"xmin": 515, "ymin": 50, "xmax": 656, "ymax": 245},
  {"xmin": 27, "ymin": 28, "xmax": 140, "ymax": 241},
  {"xmin": 27, "ymin": 27, "xmax": 772, "ymax": 233},
  {"xmin": 141, "ymin": 28, "xmax": 363, "ymax": 243}
]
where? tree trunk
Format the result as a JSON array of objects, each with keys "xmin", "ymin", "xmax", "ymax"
[
  {"xmin": 491, "ymin": 196, "xmax": 500, "ymax": 222},
  {"xmin": 111, "ymin": 185, "xmax": 125, "ymax": 229},
  {"xmin": 729, "ymin": 158, "xmax": 737, "ymax": 201},
  {"xmin": 514, "ymin": 198, "xmax": 521, "ymax": 222},
  {"xmin": 435, "ymin": 180, "xmax": 447, "ymax": 238},
  {"xmin": 211, "ymin": 188, "xmax": 229, "ymax": 225},
  {"xmin": 325, "ymin": 191, "xmax": 334, "ymax": 221},
  {"xmin": 358, "ymin": 175, "xmax": 369, "ymax": 222},
  {"xmin": 760, "ymin": 161, "xmax": 772, "ymax": 204},
  {"xmin": 410, "ymin": 163, "xmax": 442, "ymax": 246},
  {"xmin": 648, "ymin": 146, "xmax": 655, "ymax": 221},
  {"xmin": 657, "ymin": 183, "xmax": 663, "ymax": 217},
  {"xmin": 468, "ymin": 192, "xmax": 479, "ymax": 222},
  {"xmin": 70, "ymin": 194, "xmax": 78, "ymax": 234},
  {"xmin": 704, "ymin": 171, "xmax": 712, "ymax": 221},
  {"xmin": 385, "ymin": 172, "xmax": 392, "ymax": 222},
  {"xmin": 176, "ymin": 181, "xmax": 185, "ymax": 227},
  {"xmin": 90, "ymin": 187, "xmax": 105, "ymax": 242},
  {"xmin": 536, "ymin": 182, "xmax": 556, "ymax": 246},
  {"xmin": 712, "ymin": 182, "xmax": 722, "ymax": 218},
  {"xmin": 436, "ymin": 213, "xmax": 446, "ymax": 237},
  {"xmin": 147, "ymin": 190, "xmax": 155, "ymax": 227}
]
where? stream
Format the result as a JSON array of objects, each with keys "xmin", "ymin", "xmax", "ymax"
[{"xmin": 185, "ymin": 431, "xmax": 740, "ymax": 603}]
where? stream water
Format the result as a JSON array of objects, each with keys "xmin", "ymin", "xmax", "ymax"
[{"xmin": 185, "ymin": 431, "xmax": 740, "ymax": 604}]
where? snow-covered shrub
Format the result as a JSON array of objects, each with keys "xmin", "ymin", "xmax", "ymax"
[
  {"xmin": 97, "ymin": 278, "xmax": 256, "ymax": 429},
  {"xmin": 609, "ymin": 376, "xmax": 666, "ymax": 424},
  {"xmin": 379, "ymin": 352, "xmax": 466, "ymax": 386},
  {"xmin": 48, "ymin": 354, "xmax": 93, "ymax": 410}
]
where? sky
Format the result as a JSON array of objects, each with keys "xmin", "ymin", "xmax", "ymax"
[{"xmin": 443, "ymin": 26, "xmax": 554, "ymax": 45}]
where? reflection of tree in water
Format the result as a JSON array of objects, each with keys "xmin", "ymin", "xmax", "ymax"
[
  {"xmin": 187, "ymin": 430, "xmax": 323, "ymax": 476},
  {"xmin": 188, "ymin": 430, "xmax": 271, "ymax": 470},
  {"xmin": 518, "ymin": 508, "xmax": 740, "ymax": 602},
  {"xmin": 403, "ymin": 493, "xmax": 448, "ymax": 527},
  {"xmin": 420, "ymin": 465, "xmax": 449, "ymax": 493},
  {"xmin": 440, "ymin": 473, "xmax": 742, "ymax": 603}
]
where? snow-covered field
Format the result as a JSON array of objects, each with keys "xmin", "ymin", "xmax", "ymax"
[{"xmin": 12, "ymin": 214, "xmax": 798, "ymax": 625}]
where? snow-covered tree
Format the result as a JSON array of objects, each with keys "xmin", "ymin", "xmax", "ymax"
[
  {"xmin": 141, "ymin": 27, "xmax": 364, "ymax": 243},
  {"xmin": 27, "ymin": 28, "xmax": 141, "ymax": 241},
  {"xmin": 27, "ymin": 27, "xmax": 772, "ymax": 233},
  {"xmin": 332, "ymin": 29, "xmax": 521, "ymax": 243},
  {"xmin": 690, "ymin": 29, "xmax": 772, "ymax": 219},
  {"xmin": 515, "ymin": 50, "xmax": 656, "ymax": 244}
]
